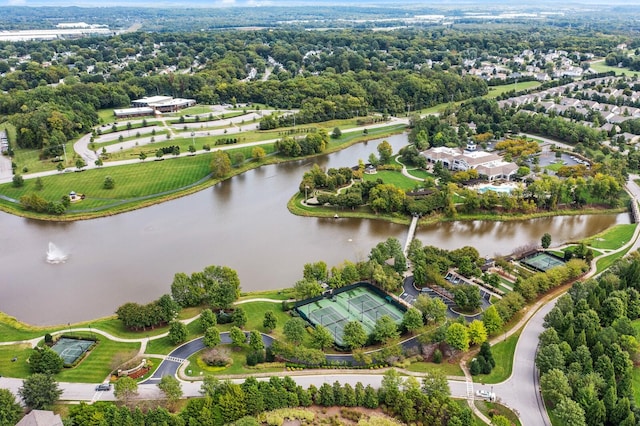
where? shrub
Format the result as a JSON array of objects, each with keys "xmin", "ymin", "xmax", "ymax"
[
  {"xmin": 201, "ymin": 347, "xmax": 232, "ymax": 367},
  {"xmin": 44, "ymin": 334, "xmax": 53, "ymax": 344},
  {"xmin": 103, "ymin": 176, "xmax": 115, "ymax": 189},
  {"xmin": 432, "ymin": 349, "xmax": 443, "ymax": 364},
  {"xmin": 12, "ymin": 174, "xmax": 24, "ymax": 187}
]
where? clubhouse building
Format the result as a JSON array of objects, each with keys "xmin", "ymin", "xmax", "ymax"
[
  {"xmin": 113, "ymin": 96, "xmax": 196, "ymax": 118},
  {"xmin": 420, "ymin": 143, "xmax": 518, "ymax": 181}
]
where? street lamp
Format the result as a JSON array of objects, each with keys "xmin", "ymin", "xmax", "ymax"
[
  {"xmin": 191, "ymin": 131, "xmax": 195, "ymax": 146},
  {"xmin": 304, "ymin": 185, "xmax": 309, "ymax": 204}
]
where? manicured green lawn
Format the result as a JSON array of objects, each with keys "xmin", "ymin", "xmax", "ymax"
[
  {"xmin": 0, "ymin": 153, "xmax": 214, "ymax": 210},
  {"xmin": 582, "ymin": 224, "xmax": 637, "ymax": 250},
  {"xmin": 404, "ymin": 361, "xmax": 464, "ymax": 376},
  {"xmin": 184, "ymin": 344, "xmax": 284, "ymax": 377},
  {"xmin": 238, "ymin": 288, "xmax": 294, "ymax": 301},
  {"xmin": 0, "ymin": 344, "xmax": 34, "ymax": 378},
  {"xmin": 473, "ymin": 332, "xmax": 520, "ymax": 384},
  {"xmin": 544, "ymin": 162, "xmax": 564, "ymax": 172},
  {"xmin": 12, "ymin": 141, "xmax": 75, "ymax": 174},
  {"xmin": 484, "ymin": 81, "xmax": 541, "ymax": 99},
  {"xmin": 590, "ymin": 60, "xmax": 634, "ymax": 75},
  {"xmin": 56, "ymin": 332, "xmax": 140, "ymax": 383},
  {"xmin": 363, "ymin": 170, "xmax": 424, "ymax": 191},
  {"xmin": 145, "ymin": 320, "xmax": 202, "ymax": 355},
  {"xmin": 474, "ymin": 400, "xmax": 521, "ymax": 426},
  {"xmin": 596, "ymin": 248, "xmax": 630, "ymax": 274}
]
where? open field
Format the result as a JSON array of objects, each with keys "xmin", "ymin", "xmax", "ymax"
[
  {"xmin": 582, "ymin": 223, "xmax": 637, "ymax": 250},
  {"xmin": 484, "ymin": 81, "xmax": 541, "ymax": 98},
  {"xmin": 362, "ymin": 170, "xmax": 423, "ymax": 191}
]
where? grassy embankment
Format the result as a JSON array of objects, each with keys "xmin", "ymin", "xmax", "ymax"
[{"xmin": 0, "ymin": 122, "xmax": 406, "ymax": 220}]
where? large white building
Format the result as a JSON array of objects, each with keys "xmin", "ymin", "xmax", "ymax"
[
  {"xmin": 421, "ymin": 145, "xmax": 518, "ymax": 181},
  {"xmin": 114, "ymin": 96, "xmax": 196, "ymax": 118}
]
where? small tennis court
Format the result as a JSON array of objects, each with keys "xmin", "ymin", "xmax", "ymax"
[
  {"xmin": 296, "ymin": 284, "xmax": 405, "ymax": 347},
  {"xmin": 51, "ymin": 337, "xmax": 94, "ymax": 365},
  {"xmin": 521, "ymin": 252, "xmax": 566, "ymax": 272}
]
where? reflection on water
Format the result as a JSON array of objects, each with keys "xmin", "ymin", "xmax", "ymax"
[{"xmin": 0, "ymin": 133, "xmax": 631, "ymax": 325}]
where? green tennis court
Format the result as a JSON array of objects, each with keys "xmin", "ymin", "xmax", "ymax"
[
  {"xmin": 51, "ymin": 337, "xmax": 94, "ymax": 365},
  {"xmin": 296, "ymin": 284, "xmax": 405, "ymax": 347},
  {"xmin": 521, "ymin": 252, "xmax": 566, "ymax": 272}
]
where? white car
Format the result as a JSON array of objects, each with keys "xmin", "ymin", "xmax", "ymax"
[{"xmin": 476, "ymin": 390, "xmax": 495, "ymax": 400}]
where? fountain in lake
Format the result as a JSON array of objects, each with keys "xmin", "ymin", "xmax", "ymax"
[{"xmin": 46, "ymin": 242, "xmax": 68, "ymax": 264}]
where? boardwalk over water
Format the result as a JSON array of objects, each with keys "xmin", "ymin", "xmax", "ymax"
[{"xmin": 403, "ymin": 215, "xmax": 419, "ymax": 256}]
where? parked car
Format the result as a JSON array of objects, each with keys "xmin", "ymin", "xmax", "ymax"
[
  {"xmin": 476, "ymin": 389, "xmax": 495, "ymax": 401},
  {"xmin": 95, "ymin": 383, "xmax": 111, "ymax": 391}
]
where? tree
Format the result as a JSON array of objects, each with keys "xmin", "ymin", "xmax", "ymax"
[
  {"xmin": 283, "ymin": 318, "xmax": 307, "ymax": 345},
  {"xmin": 252, "ymin": 146, "xmax": 266, "ymax": 161},
  {"xmin": 373, "ymin": 315, "xmax": 400, "ymax": 344},
  {"xmin": 541, "ymin": 233, "xmax": 552, "ymax": 249},
  {"xmin": 491, "ymin": 415, "xmax": 511, "ymax": 426},
  {"xmin": 200, "ymin": 308, "xmax": 217, "ymax": 332},
  {"xmin": 18, "ymin": 373, "xmax": 62, "ymax": 410},
  {"xmin": 229, "ymin": 326, "xmax": 246, "ymax": 347},
  {"xmin": 56, "ymin": 162, "xmax": 64, "ymax": 172},
  {"xmin": 540, "ymin": 369, "xmax": 572, "ymax": 408},
  {"xmin": 402, "ymin": 308, "xmax": 424, "ymax": 333},
  {"xmin": 536, "ymin": 344, "xmax": 565, "ymax": 374},
  {"xmin": 377, "ymin": 140, "xmax": 393, "ymax": 164},
  {"xmin": 211, "ymin": 150, "xmax": 232, "ymax": 178},
  {"xmin": 342, "ymin": 321, "xmax": 368, "ymax": 349},
  {"xmin": 249, "ymin": 330, "xmax": 265, "ymax": 352},
  {"xmin": 202, "ymin": 265, "xmax": 241, "ymax": 309},
  {"xmin": 446, "ymin": 323, "xmax": 470, "ymax": 352},
  {"xmin": 204, "ymin": 327, "xmax": 221, "ymax": 348},
  {"xmin": 293, "ymin": 278, "xmax": 323, "ymax": 300},
  {"xmin": 168, "ymin": 320, "xmax": 188, "ymax": 345},
  {"xmin": 421, "ymin": 369, "xmax": 450, "ymax": 400},
  {"xmin": 553, "ymin": 397, "xmax": 586, "ymax": 426},
  {"xmin": 158, "ymin": 375, "xmax": 183, "ymax": 411},
  {"xmin": 310, "ymin": 324, "xmax": 334, "ymax": 350},
  {"xmin": 482, "ymin": 305, "xmax": 503, "ymax": 335},
  {"xmin": 34, "ymin": 177, "xmax": 43, "ymax": 190},
  {"xmin": 414, "ymin": 294, "xmax": 447, "ymax": 324},
  {"xmin": 232, "ymin": 307, "xmax": 248, "ymax": 328},
  {"xmin": 467, "ymin": 320, "xmax": 488, "ymax": 346},
  {"xmin": 75, "ymin": 158, "xmax": 85, "ymax": 170},
  {"xmin": 12, "ymin": 174, "xmax": 23, "ymax": 188},
  {"xmin": 103, "ymin": 176, "xmax": 115, "ymax": 189},
  {"xmin": 263, "ymin": 310, "xmax": 277, "ymax": 332},
  {"xmin": 114, "ymin": 376, "xmax": 139, "ymax": 406},
  {"xmin": 331, "ymin": 127, "xmax": 342, "ymax": 139},
  {"xmin": 29, "ymin": 346, "xmax": 64, "ymax": 374},
  {"xmin": 139, "ymin": 152, "xmax": 147, "ymax": 161},
  {"xmin": 0, "ymin": 388, "xmax": 23, "ymax": 425}
]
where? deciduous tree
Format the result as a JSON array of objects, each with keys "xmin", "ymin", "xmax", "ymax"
[
  {"xmin": 114, "ymin": 376, "xmax": 139, "ymax": 407},
  {"xmin": 342, "ymin": 321, "xmax": 368, "ymax": 349},
  {"xmin": 283, "ymin": 318, "xmax": 307, "ymax": 345},
  {"xmin": 263, "ymin": 310, "xmax": 277, "ymax": 332},
  {"xmin": 18, "ymin": 373, "xmax": 62, "ymax": 410}
]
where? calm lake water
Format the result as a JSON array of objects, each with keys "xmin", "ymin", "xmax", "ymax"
[{"xmin": 0, "ymin": 134, "xmax": 630, "ymax": 325}]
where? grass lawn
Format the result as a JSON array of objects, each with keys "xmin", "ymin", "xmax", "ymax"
[
  {"xmin": 406, "ymin": 168, "xmax": 433, "ymax": 180},
  {"xmin": 184, "ymin": 344, "xmax": 284, "ymax": 377},
  {"xmin": 595, "ymin": 248, "xmax": 630, "ymax": 274},
  {"xmin": 582, "ymin": 224, "xmax": 637, "ymax": 250},
  {"xmin": 589, "ymin": 60, "xmax": 635, "ymax": 75},
  {"xmin": 145, "ymin": 320, "xmax": 202, "ymax": 356},
  {"xmin": 0, "ymin": 344, "xmax": 34, "ymax": 378},
  {"xmin": 474, "ymin": 400, "xmax": 521, "ymax": 426},
  {"xmin": 363, "ymin": 170, "xmax": 425, "ymax": 191},
  {"xmin": 484, "ymin": 81, "xmax": 541, "ymax": 99},
  {"xmin": 544, "ymin": 162, "xmax": 564, "ymax": 172},
  {"xmin": 0, "ymin": 153, "xmax": 213, "ymax": 211},
  {"xmin": 473, "ymin": 331, "xmax": 520, "ymax": 384},
  {"xmin": 12, "ymin": 140, "xmax": 75, "ymax": 174},
  {"xmin": 56, "ymin": 332, "xmax": 140, "ymax": 383},
  {"xmin": 238, "ymin": 288, "xmax": 295, "ymax": 301},
  {"xmin": 404, "ymin": 361, "xmax": 464, "ymax": 376}
]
